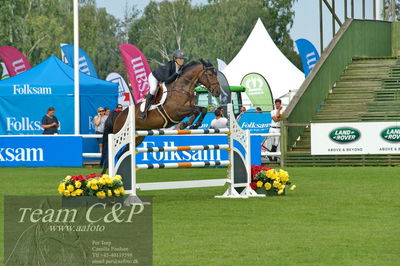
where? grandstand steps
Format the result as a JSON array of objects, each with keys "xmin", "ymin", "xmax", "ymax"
[{"xmin": 286, "ymin": 56, "xmax": 400, "ymax": 166}]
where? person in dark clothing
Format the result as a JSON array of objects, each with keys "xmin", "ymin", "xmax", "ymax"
[
  {"xmin": 139, "ymin": 49, "xmax": 186, "ymax": 120},
  {"xmin": 41, "ymin": 107, "xmax": 59, "ymax": 134}
]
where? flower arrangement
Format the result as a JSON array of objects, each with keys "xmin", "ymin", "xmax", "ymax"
[
  {"xmin": 250, "ymin": 165, "xmax": 296, "ymax": 195},
  {"xmin": 58, "ymin": 173, "xmax": 125, "ymax": 199}
]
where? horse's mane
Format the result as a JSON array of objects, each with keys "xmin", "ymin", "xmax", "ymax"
[{"xmin": 181, "ymin": 59, "xmax": 213, "ymax": 73}]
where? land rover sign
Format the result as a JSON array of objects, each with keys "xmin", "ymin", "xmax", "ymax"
[
  {"xmin": 381, "ymin": 127, "xmax": 400, "ymax": 142},
  {"xmin": 329, "ymin": 128, "xmax": 361, "ymax": 143},
  {"xmin": 312, "ymin": 122, "xmax": 400, "ymax": 155}
]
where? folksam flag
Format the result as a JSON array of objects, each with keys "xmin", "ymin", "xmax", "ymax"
[
  {"xmin": 0, "ymin": 46, "xmax": 31, "ymax": 77},
  {"xmin": 295, "ymin": 39, "xmax": 320, "ymax": 77},
  {"xmin": 106, "ymin": 72, "xmax": 133, "ymax": 108},
  {"xmin": 61, "ymin": 44, "xmax": 98, "ymax": 78},
  {"xmin": 119, "ymin": 44, "xmax": 152, "ymax": 104}
]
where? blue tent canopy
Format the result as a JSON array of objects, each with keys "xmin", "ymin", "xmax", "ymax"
[{"xmin": 0, "ymin": 55, "xmax": 118, "ymax": 134}]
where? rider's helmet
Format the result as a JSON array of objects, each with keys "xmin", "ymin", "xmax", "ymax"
[{"xmin": 172, "ymin": 49, "xmax": 186, "ymax": 59}]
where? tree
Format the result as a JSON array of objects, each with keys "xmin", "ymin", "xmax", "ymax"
[
  {"xmin": 128, "ymin": 0, "xmax": 301, "ymax": 70},
  {"xmin": 0, "ymin": 0, "xmax": 133, "ymax": 79},
  {"xmin": 383, "ymin": 0, "xmax": 400, "ymax": 21}
]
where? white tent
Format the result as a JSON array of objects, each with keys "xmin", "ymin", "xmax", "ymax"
[{"xmin": 222, "ymin": 18, "xmax": 304, "ymax": 105}]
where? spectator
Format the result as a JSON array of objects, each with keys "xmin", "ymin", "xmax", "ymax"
[
  {"xmin": 116, "ymin": 104, "xmax": 123, "ymax": 111},
  {"xmin": 256, "ymin": 107, "xmax": 262, "ymax": 113},
  {"xmin": 41, "ymin": 107, "xmax": 59, "ymax": 135},
  {"xmin": 94, "ymin": 107, "xmax": 107, "ymax": 153},
  {"xmin": 217, "ymin": 106, "xmax": 225, "ymax": 117},
  {"xmin": 104, "ymin": 107, "xmax": 110, "ymax": 116},
  {"xmin": 268, "ymin": 99, "xmax": 285, "ymax": 162},
  {"xmin": 237, "ymin": 106, "xmax": 247, "ymax": 121},
  {"xmin": 210, "ymin": 109, "xmax": 228, "ymax": 129}
]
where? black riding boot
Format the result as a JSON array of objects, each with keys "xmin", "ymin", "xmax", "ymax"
[{"xmin": 139, "ymin": 94, "xmax": 154, "ymax": 120}]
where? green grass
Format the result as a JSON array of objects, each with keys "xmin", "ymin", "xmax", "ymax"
[{"xmin": 1, "ymin": 167, "xmax": 400, "ymax": 265}]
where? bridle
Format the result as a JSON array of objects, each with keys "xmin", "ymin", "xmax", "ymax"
[{"xmin": 168, "ymin": 63, "xmax": 219, "ymax": 98}]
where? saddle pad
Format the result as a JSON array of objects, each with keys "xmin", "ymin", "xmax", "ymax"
[{"xmin": 139, "ymin": 83, "xmax": 168, "ymax": 112}]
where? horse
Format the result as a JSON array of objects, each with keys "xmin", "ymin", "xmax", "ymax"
[{"xmin": 101, "ymin": 59, "xmax": 221, "ymax": 174}]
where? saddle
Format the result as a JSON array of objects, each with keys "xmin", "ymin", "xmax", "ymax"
[{"xmin": 139, "ymin": 83, "xmax": 168, "ymax": 112}]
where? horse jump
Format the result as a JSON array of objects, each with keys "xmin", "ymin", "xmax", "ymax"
[{"xmin": 108, "ymin": 103, "xmax": 264, "ymax": 199}]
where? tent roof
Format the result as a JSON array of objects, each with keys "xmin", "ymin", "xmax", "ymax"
[
  {"xmin": 222, "ymin": 18, "xmax": 304, "ymax": 100},
  {"xmin": 0, "ymin": 55, "xmax": 117, "ymax": 95}
]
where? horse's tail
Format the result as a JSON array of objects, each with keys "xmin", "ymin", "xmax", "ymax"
[{"xmin": 100, "ymin": 111, "xmax": 121, "ymax": 174}]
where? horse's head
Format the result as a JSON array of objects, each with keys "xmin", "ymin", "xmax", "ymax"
[{"xmin": 197, "ymin": 59, "xmax": 221, "ymax": 97}]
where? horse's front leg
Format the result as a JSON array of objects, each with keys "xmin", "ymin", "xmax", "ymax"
[
  {"xmin": 190, "ymin": 106, "xmax": 208, "ymax": 129},
  {"xmin": 176, "ymin": 107, "xmax": 201, "ymax": 129}
]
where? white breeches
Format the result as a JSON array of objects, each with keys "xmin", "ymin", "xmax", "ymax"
[
  {"xmin": 148, "ymin": 73, "xmax": 158, "ymax": 95},
  {"xmin": 269, "ymin": 127, "xmax": 281, "ymax": 146}
]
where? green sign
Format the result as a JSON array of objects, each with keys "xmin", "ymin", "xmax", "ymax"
[
  {"xmin": 381, "ymin": 127, "xmax": 400, "ymax": 142},
  {"xmin": 240, "ymin": 73, "xmax": 273, "ymax": 111},
  {"xmin": 329, "ymin": 128, "xmax": 361, "ymax": 143}
]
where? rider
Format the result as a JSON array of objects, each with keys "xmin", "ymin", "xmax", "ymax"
[{"xmin": 139, "ymin": 49, "xmax": 186, "ymax": 120}]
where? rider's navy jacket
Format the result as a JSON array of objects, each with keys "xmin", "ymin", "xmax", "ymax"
[{"xmin": 152, "ymin": 60, "xmax": 181, "ymax": 84}]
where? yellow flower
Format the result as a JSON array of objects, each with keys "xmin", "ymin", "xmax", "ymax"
[
  {"xmin": 75, "ymin": 189, "xmax": 83, "ymax": 195},
  {"xmin": 91, "ymin": 179, "xmax": 98, "ymax": 185},
  {"xmin": 102, "ymin": 174, "xmax": 109, "ymax": 178},
  {"xmin": 105, "ymin": 177, "xmax": 113, "ymax": 186},
  {"xmin": 58, "ymin": 183, "xmax": 65, "ymax": 194},
  {"xmin": 67, "ymin": 185, "xmax": 75, "ymax": 192},
  {"xmin": 91, "ymin": 184, "xmax": 99, "ymax": 191},
  {"xmin": 96, "ymin": 191, "xmax": 106, "ymax": 199},
  {"xmin": 115, "ymin": 175, "xmax": 122, "ymax": 180},
  {"xmin": 256, "ymin": 181, "xmax": 263, "ymax": 187},
  {"xmin": 63, "ymin": 190, "xmax": 70, "ymax": 197},
  {"xmin": 75, "ymin": 181, "xmax": 81, "ymax": 189},
  {"xmin": 273, "ymin": 181, "xmax": 280, "ymax": 188},
  {"xmin": 118, "ymin": 187, "xmax": 125, "ymax": 195},
  {"xmin": 277, "ymin": 189, "xmax": 284, "ymax": 195},
  {"xmin": 266, "ymin": 169, "xmax": 275, "ymax": 179},
  {"xmin": 278, "ymin": 169, "xmax": 289, "ymax": 183},
  {"xmin": 86, "ymin": 180, "xmax": 92, "ymax": 187},
  {"xmin": 71, "ymin": 191, "xmax": 77, "ymax": 197},
  {"xmin": 113, "ymin": 189, "xmax": 120, "ymax": 196},
  {"xmin": 99, "ymin": 178, "xmax": 106, "ymax": 186},
  {"xmin": 290, "ymin": 185, "xmax": 297, "ymax": 191},
  {"xmin": 107, "ymin": 190, "xmax": 113, "ymax": 197},
  {"xmin": 64, "ymin": 176, "xmax": 71, "ymax": 182},
  {"xmin": 264, "ymin": 182, "xmax": 272, "ymax": 190}
]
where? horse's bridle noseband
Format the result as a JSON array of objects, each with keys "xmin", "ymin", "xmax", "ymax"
[{"xmin": 199, "ymin": 65, "xmax": 220, "ymax": 89}]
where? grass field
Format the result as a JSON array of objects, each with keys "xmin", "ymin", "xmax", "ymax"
[{"xmin": 1, "ymin": 166, "xmax": 400, "ymax": 265}]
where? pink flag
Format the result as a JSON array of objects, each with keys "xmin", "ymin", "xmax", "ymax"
[
  {"xmin": 119, "ymin": 44, "xmax": 151, "ymax": 104},
  {"xmin": 0, "ymin": 46, "xmax": 31, "ymax": 76}
]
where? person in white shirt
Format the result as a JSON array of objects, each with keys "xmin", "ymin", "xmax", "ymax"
[
  {"xmin": 269, "ymin": 99, "xmax": 284, "ymax": 161},
  {"xmin": 210, "ymin": 109, "xmax": 228, "ymax": 129}
]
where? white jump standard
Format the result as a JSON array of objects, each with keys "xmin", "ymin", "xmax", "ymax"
[{"xmin": 108, "ymin": 103, "xmax": 264, "ymax": 200}]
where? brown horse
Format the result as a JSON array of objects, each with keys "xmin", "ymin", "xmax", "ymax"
[
  {"xmin": 115, "ymin": 59, "xmax": 221, "ymax": 146},
  {"xmin": 100, "ymin": 59, "xmax": 221, "ymax": 174}
]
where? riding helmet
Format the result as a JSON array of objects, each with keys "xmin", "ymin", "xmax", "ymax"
[{"xmin": 172, "ymin": 49, "xmax": 186, "ymax": 59}]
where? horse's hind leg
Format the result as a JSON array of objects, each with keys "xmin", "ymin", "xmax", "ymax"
[{"xmin": 190, "ymin": 106, "xmax": 208, "ymax": 129}]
